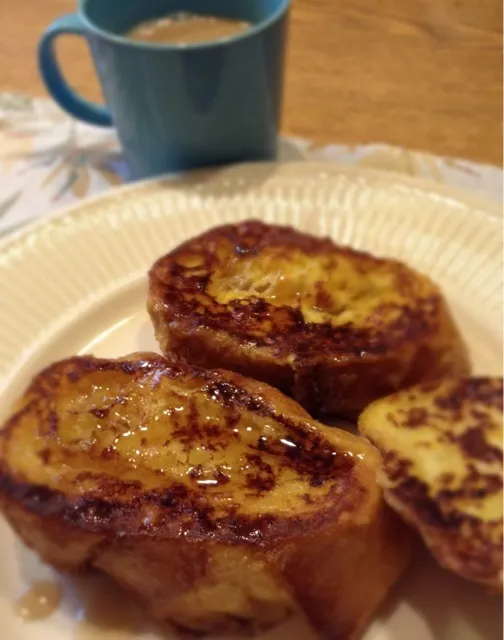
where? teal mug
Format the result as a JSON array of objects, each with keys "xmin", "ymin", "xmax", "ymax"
[{"xmin": 39, "ymin": 0, "xmax": 289, "ymax": 179}]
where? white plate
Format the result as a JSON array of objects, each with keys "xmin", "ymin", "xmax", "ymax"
[{"xmin": 0, "ymin": 162, "xmax": 502, "ymax": 640}]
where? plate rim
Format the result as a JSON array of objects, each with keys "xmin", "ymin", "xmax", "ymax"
[
  {"xmin": 0, "ymin": 161, "xmax": 501, "ymax": 255},
  {"xmin": 1, "ymin": 159, "xmax": 501, "ymax": 394},
  {"xmin": 0, "ymin": 162, "xmax": 502, "ymax": 640}
]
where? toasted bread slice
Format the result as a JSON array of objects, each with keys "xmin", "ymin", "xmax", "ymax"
[
  {"xmin": 148, "ymin": 220, "xmax": 470, "ymax": 419},
  {"xmin": 359, "ymin": 377, "xmax": 503, "ymax": 590},
  {"xmin": 0, "ymin": 353, "xmax": 412, "ymax": 639}
]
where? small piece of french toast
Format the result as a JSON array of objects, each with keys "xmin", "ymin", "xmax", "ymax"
[
  {"xmin": 359, "ymin": 377, "xmax": 503, "ymax": 590},
  {"xmin": 148, "ymin": 220, "xmax": 470, "ymax": 419},
  {"xmin": 0, "ymin": 353, "xmax": 412, "ymax": 639}
]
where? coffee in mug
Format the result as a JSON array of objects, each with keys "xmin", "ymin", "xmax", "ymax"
[
  {"xmin": 127, "ymin": 12, "xmax": 251, "ymax": 45},
  {"xmin": 38, "ymin": 0, "xmax": 290, "ymax": 179}
]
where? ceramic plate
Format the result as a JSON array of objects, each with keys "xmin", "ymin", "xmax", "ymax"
[{"xmin": 0, "ymin": 162, "xmax": 502, "ymax": 640}]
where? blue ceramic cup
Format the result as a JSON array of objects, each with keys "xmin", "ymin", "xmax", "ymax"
[{"xmin": 39, "ymin": 0, "xmax": 289, "ymax": 179}]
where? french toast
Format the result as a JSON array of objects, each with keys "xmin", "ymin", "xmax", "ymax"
[
  {"xmin": 359, "ymin": 377, "xmax": 503, "ymax": 590},
  {"xmin": 0, "ymin": 353, "xmax": 412, "ymax": 639},
  {"xmin": 148, "ymin": 220, "xmax": 470, "ymax": 419}
]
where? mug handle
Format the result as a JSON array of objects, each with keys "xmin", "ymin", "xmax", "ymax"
[{"xmin": 38, "ymin": 13, "xmax": 112, "ymax": 127}]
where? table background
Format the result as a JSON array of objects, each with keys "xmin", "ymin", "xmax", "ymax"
[{"xmin": 0, "ymin": 0, "xmax": 502, "ymax": 165}]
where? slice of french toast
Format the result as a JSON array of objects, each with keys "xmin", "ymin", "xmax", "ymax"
[
  {"xmin": 359, "ymin": 377, "xmax": 503, "ymax": 590},
  {"xmin": 0, "ymin": 353, "xmax": 412, "ymax": 639},
  {"xmin": 148, "ymin": 220, "xmax": 470, "ymax": 419}
]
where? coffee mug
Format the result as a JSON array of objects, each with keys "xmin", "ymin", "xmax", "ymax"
[{"xmin": 39, "ymin": 0, "xmax": 289, "ymax": 179}]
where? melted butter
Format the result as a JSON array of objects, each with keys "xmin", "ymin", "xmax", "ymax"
[
  {"xmin": 205, "ymin": 246, "xmax": 418, "ymax": 326},
  {"xmin": 15, "ymin": 581, "xmax": 62, "ymax": 620}
]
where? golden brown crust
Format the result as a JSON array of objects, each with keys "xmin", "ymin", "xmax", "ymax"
[
  {"xmin": 0, "ymin": 353, "xmax": 368, "ymax": 542},
  {"xmin": 148, "ymin": 220, "xmax": 470, "ymax": 418},
  {"xmin": 0, "ymin": 353, "xmax": 412, "ymax": 637},
  {"xmin": 359, "ymin": 377, "xmax": 503, "ymax": 590}
]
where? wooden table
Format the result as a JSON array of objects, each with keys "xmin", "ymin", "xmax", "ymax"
[{"xmin": 1, "ymin": 0, "xmax": 502, "ymax": 165}]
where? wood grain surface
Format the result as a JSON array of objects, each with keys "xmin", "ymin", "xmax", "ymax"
[{"xmin": 0, "ymin": 0, "xmax": 502, "ymax": 164}]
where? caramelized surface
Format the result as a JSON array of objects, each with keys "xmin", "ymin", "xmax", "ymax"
[
  {"xmin": 151, "ymin": 220, "xmax": 445, "ymax": 357},
  {"xmin": 0, "ymin": 354, "xmax": 413, "ymax": 638},
  {"xmin": 359, "ymin": 377, "xmax": 503, "ymax": 588},
  {"xmin": 0, "ymin": 353, "xmax": 375, "ymax": 540},
  {"xmin": 148, "ymin": 220, "xmax": 469, "ymax": 419},
  {"xmin": 207, "ymin": 245, "xmax": 428, "ymax": 328}
]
